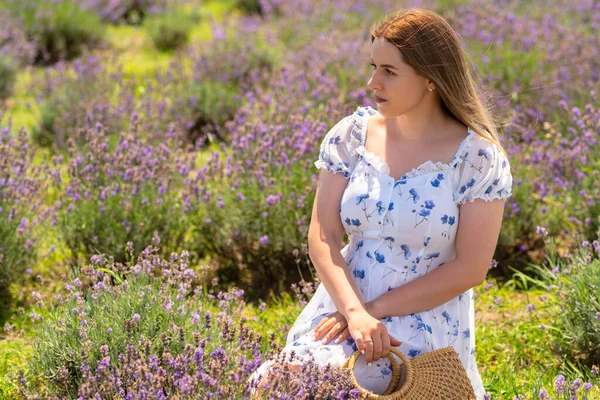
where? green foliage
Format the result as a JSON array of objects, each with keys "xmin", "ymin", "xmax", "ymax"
[
  {"xmin": 0, "ymin": 128, "xmax": 44, "ymax": 324},
  {"xmin": 54, "ymin": 128, "xmax": 190, "ymax": 266},
  {"xmin": 189, "ymin": 161, "xmax": 316, "ymax": 302},
  {"xmin": 25, "ymin": 243, "xmax": 247, "ymax": 397},
  {"xmin": 0, "ymin": 56, "xmax": 16, "ymax": 99},
  {"xmin": 235, "ymin": 0, "xmax": 263, "ymax": 15},
  {"xmin": 507, "ymin": 236, "xmax": 600, "ymax": 367},
  {"xmin": 30, "ymin": 101, "xmax": 61, "ymax": 148},
  {"xmin": 143, "ymin": 9, "xmax": 197, "ymax": 52},
  {"xmin": 1, "ymin": 0, "xmax": 104, "ymax": 65},
  {"xmin": 554, "ymin": 247, "xmax": 600, "ymax": 366},
  {"xmin": 184, "ymin": 81, "xmax": 240, "ymax": 144}
]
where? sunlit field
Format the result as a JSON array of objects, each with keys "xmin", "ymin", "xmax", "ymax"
[{"xmin": 1, "ymin": 0, "xmax": 599, "ymax": 398}]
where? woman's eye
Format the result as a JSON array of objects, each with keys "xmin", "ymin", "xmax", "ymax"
[{"xmin": 370, "ymin": 64, "xmax": 394, "ymax": 75}]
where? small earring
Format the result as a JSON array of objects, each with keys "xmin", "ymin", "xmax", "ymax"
[{"xmin": 428, "ymin": 87, "xmax": 434, "ymax": 92}]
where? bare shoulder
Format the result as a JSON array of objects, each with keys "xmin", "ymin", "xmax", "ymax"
[{"xmin": 445, "ymin": 118, "xmax": 469, "ymax": 140}]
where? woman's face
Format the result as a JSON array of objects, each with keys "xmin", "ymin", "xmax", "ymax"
[{"xmin": 367, "ymin": 37, "xmax": 429, "ymax": 117}]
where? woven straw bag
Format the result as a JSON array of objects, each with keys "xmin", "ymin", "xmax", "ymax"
[{"xmin": 342, "ymin": 346, "xmax": 477, "ymax": 399}]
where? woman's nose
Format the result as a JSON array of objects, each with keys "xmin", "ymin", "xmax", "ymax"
[{"xmin": 367, "ymin": 74, "xmax": 381, "ymax": 91}]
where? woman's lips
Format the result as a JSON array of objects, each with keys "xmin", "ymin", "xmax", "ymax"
[{"xmin": 375, "ymin": 96, "xmax": 387, "ymax": 103}]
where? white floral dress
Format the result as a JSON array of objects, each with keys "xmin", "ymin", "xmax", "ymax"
[{"xmin": 248, "ymin": 105, "xmax": 513, "ymax": 399}]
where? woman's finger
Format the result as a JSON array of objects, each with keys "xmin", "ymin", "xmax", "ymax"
[
  {"xmin": 315, "ymin": 313, "xmax": 343, "ymax": 341},
  {"xmin": 364, "ymin": 335, "xmax": 374, "ymax": 364},
  {"xmin": 314, "ymin": 315, "xmax": 335, "ymax": 340},
  {"xmin": 314, "ymin": 313, "xmax": 333, "ymax": 332},
  {"xmin": 353, "ymin": 330, "xmax": 365, "ymax": 356},
  {"xmin": 334, "ymin": 327, "xmax": 350, "ymax": 344},
  {"xmin": 323, "ymin": 320, "xmax": 348, "ymax": 344},
  {"xmin": 372, "ymin": 331, "xmax": 383, "ymax": 364},
  {"xmin": 382, "ymin": 329, "xmax": 391, "ymax": 359}
]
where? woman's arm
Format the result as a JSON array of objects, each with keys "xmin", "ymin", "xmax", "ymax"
[
  {"xmin": 370, "ymin": 198, "xmax": 507, "ymax": 318},
  {"xmin": 307, "ymin": 171, "xmax": 368, "ymax": 320}
]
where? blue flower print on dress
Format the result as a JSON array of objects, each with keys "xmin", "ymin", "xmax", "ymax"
[
  {"xmin": 458, "ymin": 178, "xmax": 476, "ymax": 197},
  {"xmin": 430, "ymin": 173, "xmax": 445, "ymax": 188},
  {"xmin": 415, "ymin": 200, "xmax": 435, "ymax": 228},
  {"xmin": 408, "ymin": 349, "xmax": 422, "ymax": 358},
  {"xmin": 383, "ymin": 202, "xmax": 396, "ymax": 227},
  {"xmin": 356, "ymin": 193, "xmax": 370, "ymax": 205},
  {"xmin": 382, "ymin": 265, "xmax": 397, "ymax": 280},
  {"xmin": 365, "ymin": 360, "xmax": 393, "ymax": 381},
  {"xmin": 345, "ymin": 337, "xmax": 358, "ymax": 352},
  {"xmin": 408, "ymin": 314, "xmax": 432, "ymax": 342},
  {"xmin": 463, "ymin": 328, "xmax": 470, "ymax": 339},
  {"xmin": 407, "ymin": 188, "xmax": 420, "ymax": 204},
  {"xmin": 355, "ymin": 240, "xmax": 364, "ymax": 252},
  {"xmin": 440, "ymin": 214, "xmax": 456, "ymax": 239},
  {"xmin": 383, "ymin": 236, "xmax": 395, "ymax": 251},
  {"xmin": 394, "ymin": 178, "xmax": 407, "ymax": 199},
  {"xmin": 398, "ymin": 244, "xmax": 411, "ymax": 259},
  {"xmin": 424, "ymin": 252, "xmax": 440, "ymax": 273},
  {"xmin": 353, "ymin": 269, "xmax": 366, "ymax": 279},
  {"xmin": 423, "ymin": 236, "xmax": 431, "ymax": 247},
  {"xmin": 442, "ymin": 310, "xmax": 452, "ymax": 325},
  {"xmin": 448, "ymin": 319, "xmax": 460, "ymax": 346}
]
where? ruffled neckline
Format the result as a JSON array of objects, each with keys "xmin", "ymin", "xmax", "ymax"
[{"xmin": 349, "ymin": 105, "xmax": 474, "ymax": 181}]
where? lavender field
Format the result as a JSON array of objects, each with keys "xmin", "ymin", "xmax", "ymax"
[{"xmin": 1, "ymin": 0, "xmax": 600, "ymax": 398}]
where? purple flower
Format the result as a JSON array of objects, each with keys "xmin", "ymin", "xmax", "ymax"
[
  {"xmin": 132, "ymin": 314, "xmax": 141, "ymax": 323},
  {"xmin": 536, "ymin": 226, "xmax": 548, "ymax": 238},
  {"xmin": 554, "ymin": 374, "xmax": 566, "ymax": 394},
  {"xmin": 259, "ymin": 235, "xmax": 269, "ymax": 245}
]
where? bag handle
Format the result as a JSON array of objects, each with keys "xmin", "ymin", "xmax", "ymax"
[{"xmin": 343, "ymin": 347, "xmax": 415, "ymax": 399}]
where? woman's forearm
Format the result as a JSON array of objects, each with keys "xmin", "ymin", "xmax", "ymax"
[
  {"xmin": 371, "ymin": 257, "xmax": 480, "ymax": 318},
  {"xmin": 308, "ymin": 240, "xmax": 368, "ymax": 320}
]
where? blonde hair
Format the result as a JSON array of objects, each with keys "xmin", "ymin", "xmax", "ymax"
[{"xmin": 369, "ymin": 8, "xmax": 511, "ymax": 161}]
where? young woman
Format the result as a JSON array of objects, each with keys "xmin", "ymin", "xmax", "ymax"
[{"xmin": 249, "ymin": 8, "xmax": 513, "ymax": 399}]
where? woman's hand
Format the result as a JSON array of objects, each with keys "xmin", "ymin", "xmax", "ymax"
[
  {"xmin": 313, "ymin": 301, "xmax": 401, "ymax": 364},
  {"xmin": 314, "ymin": 301, "xmax": 378, "ymax": 346},
  {"xmin": 346, "ymin": 310, "xmax": 402, "ymax": 365}
]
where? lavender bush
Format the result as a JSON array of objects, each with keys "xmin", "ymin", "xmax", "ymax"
[
  {"xmin": 0, "ymin": 55, "xmax": 15, "ymax": 99},
  {"xmin": 29, "ymin": 23, "xmax": 279, "ymax": 149},
  {"xmin": 533, "ymin": 236, "xmax": 600, "ymax": 366},
  {"xmin": 50, "ymin": 117, "xmax": 193, "ymax": 266},
  {"xmin": 183, "ymin": 88, "xmax": 332, "ymax": 299},
  {"xmin": 83, "ymin": 0, "xmax": 171, "ymax": 24},
  {"xmin": 30, "ymin": 54, "xmax": 136, "ymax": 148},
  {"xmin": 143, "ymin": 7, "xmax": 197, "ymax": 51},
  {"xmin": 19, "ymin": 235, "xmax": 361, "ymax": 399},
  {"xmin": 0, "ymin": 9, "xmax": 38, "ymax": 67},
  {"xmin": 0, "ymin": 0, "xmax": 105, "ymax": 66},
  {"xmin": 0, "ymin": 117, "xmax": 52, "ymax": 322}
]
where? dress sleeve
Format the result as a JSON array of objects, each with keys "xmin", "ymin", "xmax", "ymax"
[
  {"xmin": 454, "ymin": 137, "xmax": 513, "ymax": 205},
  {"xmin": 314, "ymin": 116, "xmax": 358, "ymax": 179}
]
